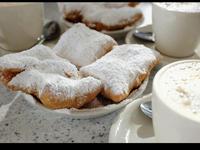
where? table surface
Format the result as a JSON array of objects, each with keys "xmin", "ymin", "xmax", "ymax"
[{"xmin": 0, "ymin": 3, "xmax": 152, "ymax": 143}]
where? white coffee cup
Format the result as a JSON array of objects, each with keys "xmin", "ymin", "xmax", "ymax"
[
  {"xmin": 152, "ymin": 59, "xmax": 200, "ymax": 143},
  {"xmin": 0, "ymin": 3, "xmax": 44, "ymax": 52},
  {"xmin": 152, "ymin": 3, "xmax": 200, "ymax": 58}
]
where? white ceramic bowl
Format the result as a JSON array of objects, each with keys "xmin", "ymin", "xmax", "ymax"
[{"xmin": 23, "ymin": 77, "xmax": 148, "ymax": 119}]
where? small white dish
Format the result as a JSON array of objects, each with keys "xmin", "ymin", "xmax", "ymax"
[
  {"xmin": 23, "ymin": 77, "xmax": 149, "ymax": 119},
  {"xmin": 109, "ymin": 94, "xmax": 156, "ymax": 143}
]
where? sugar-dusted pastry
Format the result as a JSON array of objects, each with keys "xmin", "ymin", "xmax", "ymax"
[
  {"xmin": 59, "ymin": 3, "xmax": 142, "ymax": 31},
  {"xmin": 82, "ymin": 5, "xmax": 143, "ymax": 31},
  {"xmin": 0, "ymin": 44, "xmax": 79, "ymax": 85},
  {"xmin": 54, "ymin": 23, "xmax": 117, "ymax": 67},
  {"xmin": 0, "ymin": 44, "xmax": 102, "ymax": 109},
  {"xmin": 8, "ymin": 69, "xmax": 102, "ymax": 109},
  {"xmin": 58, "ymin": 3, "xmax": 87, "ymax": 23},
  {"xmin": 80, "ymin": 44, "xmax": 160, "ymax": 102},
  {"xmin": 128, "ymin": 2, "xmax": 140, "ymax": 7}
]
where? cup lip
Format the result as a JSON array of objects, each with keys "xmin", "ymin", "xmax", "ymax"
[
  {"xmin": 152, "ymin": 2, "xmax": 200, "ymax": 14},
  {"xmin": 153, "ymin": 59, "xmax": 200, "ymax": 123}
]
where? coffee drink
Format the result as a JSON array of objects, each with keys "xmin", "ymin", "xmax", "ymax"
[
  {"xmin": 155, "ymin": 3, "xmax": 200, "ymax": 13},
  {"xmin": 152, "ymin": 60, "xmax": 200, "ymax": 143},
  {"xmin": 158, "ymin": 61, "xmax": 200, "ymax": 119}
]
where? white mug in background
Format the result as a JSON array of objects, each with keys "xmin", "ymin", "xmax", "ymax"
[
  {"xmin": 152, "ymin": 60, "xmax": 200, "ymax": 143},
  {"xmin": 0, "ymin": 3, "xmax": 44, "ymax": 52},
  {"xmin": 152, "ymin": 3, "xmax": 200, "ymax": 58}
]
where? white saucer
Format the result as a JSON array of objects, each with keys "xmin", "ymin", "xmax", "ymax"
[
  {"xmin": 23, "ymin": 77, "xmax": 149, "ymax": 119},
  {"xmin": 109, "ymin": 94, "xmax": 156, "ymax": 143}
]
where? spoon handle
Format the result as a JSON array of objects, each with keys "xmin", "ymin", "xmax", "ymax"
[
  {"xmin": 37, "ymin": 35, "xmax": 46, "ymax": 45},
  {"xmin": 140, "ymin": 101, "xmax": 152, "ymax": 119},
  {"xmin": 133, "ymin": 30, "xmax": 155, "ymax": 42}
]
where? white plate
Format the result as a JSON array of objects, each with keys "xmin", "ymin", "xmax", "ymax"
[
  {"xmin": 61, "ymin": 17, "xmax": 143, "ymax": 39},
  {"xmin": 59, "ymin": 3, "xmax": 151, "ymax": 38},
  {"xmin": 23, "ymin": 77, "xmax": 149, "ymax": 119},
  {"xmin": 109, "ymin": 94, "xmax": 156, "ymax": 143}
]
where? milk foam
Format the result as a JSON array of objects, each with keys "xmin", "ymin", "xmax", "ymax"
[
  {"xmin": 155, "ymin": 2, "xmax": 200, "ymax": 13},
  {"xmin": 159, "ymin": 61, "xmax": 200, "ymax": 118}
]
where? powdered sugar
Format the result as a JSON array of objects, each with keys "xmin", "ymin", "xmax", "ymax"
[
  {"xmin": 0, "ymin": 45, "xmax": 65, "ymax": 70},
  {"xmin": 59, "ymin": 3, "xmax": 142, "ymax": 26},
  {"xmin": 58, "ymin": 2, "xmax": 133, "ymax": 13},
  {"xmin": 80, "ymin": 44, "xmax": 160, "ymax": 100},
  {"xmin": 54, "ymin": 23, "xmax": 117, "ymax": 67},
  {"xmin": 58, "ymin": 2, "xmax": 89, "ymax": 14},
  {"xmin": 8, "ymin": 69, "xmax": 102, "ymax": 102},
  {"xmin": 32, "ymin": 59, "xmax": 79, "ymax": 78},
  {"xmin": 83, "ymin": 5, "xmax": 141, "ymax": 26},
  {"xmin": 0, "ymin": 44, "xmax": 79, "ymax": 78}
]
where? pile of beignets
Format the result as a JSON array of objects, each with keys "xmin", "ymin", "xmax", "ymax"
[
  {"xmin": 0, "ymin": 23, "xmax": 160, "ymax": 109},
  {"xmin": 58, "ymin": 2, "xmax": 143, "ymax": 31}
]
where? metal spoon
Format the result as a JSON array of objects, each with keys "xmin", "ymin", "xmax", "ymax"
[
  {"xmin": 140, "ymin": 101, "xmax": 152, "ymax": 119},
  {"xmin": 36, "ymin": 20, "xmax": 61, "ymax": 45},
  {"xmin": 133, "ymin": 29, "xmax": 155, "ymax": 43}
]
